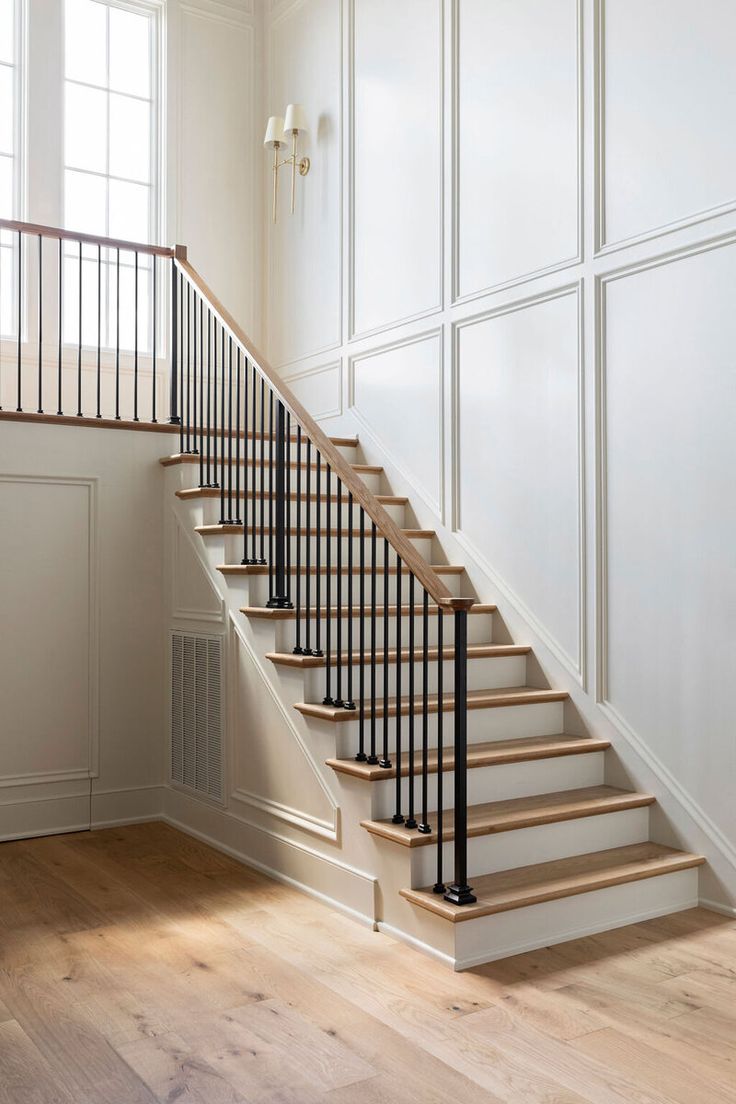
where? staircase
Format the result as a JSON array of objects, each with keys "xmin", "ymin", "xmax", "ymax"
[
  {"xmin": 161, "ymin": 304, "xmax": 705, "ymax": 969},
  {"xmin": 0, "ymin": 215, "xmax": 704, "ymax": 971}
]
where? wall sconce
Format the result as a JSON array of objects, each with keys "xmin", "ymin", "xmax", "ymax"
[{"xmin": 264, "ymin": 104, "xmax": 311, "ymax": 223}]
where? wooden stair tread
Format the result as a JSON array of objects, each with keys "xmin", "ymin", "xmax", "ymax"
[
  {"xmin": 244, "ymin": 602, "xmax": 495, "ymax": 622},
  {"xmin": 296, "ymin": 684, "xmax": 562, "ymax": 722},
  {"xmin": 196, "ymin": 524, "xmax": 434, "ymax": 538},
  {"xmin": 400, "ymin": 843, "xmax": 705, "ymax": 921},
  {"xmin": 361, "ymin": 785, "xmax": 654, "ymax": 847},
  {"xmin": 327, "ymin": 734, "xmax": 610, "ymax": 781},
  {"xmin": 161, "ymin": 454, "xmax": 382, "ymax": 474},
  {"xmin": 265, "ymin": 641, "xmax": 528, "ymax": 668},
  {"xmin": 159, "ymin": 432, "xmax": 358, "ymax": 449},
  {"xmin": 177, "ymin": 488, "xmax": 407, "ymax": 505},
  {"xmin": 220, "ymin": 563, "xmax": 465, "ymax": 579}
]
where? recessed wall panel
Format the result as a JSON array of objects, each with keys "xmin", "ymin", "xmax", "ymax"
[
  {"xmin": 603, "ymin": 242, "xmax": 736, "ymax": 843},
  {"xmin": 352, "ymin": 0, "xmax": 442, "ymax": 335},
  {"xmin": 456, "ymin": 0, "xmax": 579, "ymax": 298},
  {"xmin": 601, "ymin": 0, "xmax": 736, "ymax": 245},
  {"xmin": 457, "ymin": 291, "xmax": 581, "ymax": 668}
]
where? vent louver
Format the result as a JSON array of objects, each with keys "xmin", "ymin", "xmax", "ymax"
[{"xmin": 171, "ymin": 632, "xmax": 223, "ymax": 800}]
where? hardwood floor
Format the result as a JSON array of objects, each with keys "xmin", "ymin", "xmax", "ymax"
[{"xmin": 0, "ymin": 823, "xmax": 734, "ymax": 1104}]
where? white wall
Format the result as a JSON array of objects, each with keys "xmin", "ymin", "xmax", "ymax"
[
  {"xmin": 0, "ymin": 421, "xmax": 170, "ymax": 838},
  {"xmin": 262, "ymin": 0, "xmax": 736, "ymax": 902}
]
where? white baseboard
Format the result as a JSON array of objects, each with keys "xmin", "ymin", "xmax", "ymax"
[
  {"xmin": 699, "ymin": 896, "xmax": 736, "ymax": 918},
  {"xmin": 376, "ymin": 921, "xmax": 457, "ymax": 969}
]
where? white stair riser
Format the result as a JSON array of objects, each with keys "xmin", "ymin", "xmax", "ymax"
[
  {"xmin": 273, "ymin": 611, "xmax": 493, "ymax": 652},
  {"xmin": 174, "ymin": 464, "xmax": 383, "ymax": 495},
  {"xmin": 369, "ymin": 750, "xmax": 606, "ymax": 820},
  {"xmin": 409, "ymin": 805, "xmax": 652, "ymax": 887},
  {"xmin": 303, "ymin": 654, "xmax": 526, "ymax": 700},
  {"xmin": 331, "ymin": 700, "xmax": 566, "ymax": 756},
  {"xmin": 451, "ymin": 868, "xmax": 699, "ymax": 970},
  {"xmin": 222, "ymin": 533, "xmax": 436, "ymax": 567},
  {"xmin": 197, "ymin": 497, "xmax": 407, "ymax": 528},
  {"xmin": 240, "ymin": 570, "xmax": 464, "ymax": 606}
]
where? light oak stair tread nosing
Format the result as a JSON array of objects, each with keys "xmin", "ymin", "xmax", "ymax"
[
  {"xmin": 360, "ymin": 785, "xmax": 656, "ymax": 847},
  {"xmin": 196, "ymin": 524, "xmax": 435, "ymax": 538},
  {"xmin": 218, "ymin": 562, "xmax": 466, "ymax": 576},
  {"xmin": 264, "ymin": 642, "xmax": 530, "ymax": 667},
  {"xmin": 244, "ymin": 602, "xmax": 496, "ymax": 621},
  {"xmin": 326, "ymin": 734, "xmax": 611, "ymax": 780},
  {"xmin": 177, "ymin": 488, "xmax": 408, "ymax": 505},
  {"xmin": 162, "ymin": 455, "xmax": 380, "ymax": 472},
  {"xmin": 399, "ymin": 842, "xmax": 706, "ymax": 921},
  {"xmin": 295, "ymin": 684, "xmax": 565, "ymax": 720}
]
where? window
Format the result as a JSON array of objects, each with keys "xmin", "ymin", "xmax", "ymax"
[
  {"xmin": 63, "ymin": 0, "xmax": 159, "ymax": 352},
  {"xmin": 0, "ymin": 0, "xmax": 20, "ymax": 339}
]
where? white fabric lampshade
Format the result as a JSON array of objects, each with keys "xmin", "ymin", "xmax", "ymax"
[
  {"xmin": 283, "ymin": 103, "xmax": 307, "ymax": 135},
  {"xmin": 263, "ymin": 116, "xmax": 285, "ymax": 149}
]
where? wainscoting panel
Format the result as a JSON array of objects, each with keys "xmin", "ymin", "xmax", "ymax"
[
  {"xmin": 455, "ymin": 288, "xmax": 582, "ymax": 674},
  {"xmin": 599, "ymin": 0, "xmax": 736, "ymax": 249},
  {"xmin": 600, "ymin": 237, "xmax": 736, "ymax": 850},
  {"xmin": 280, "ymin": 361, "xmax": 342, "ymax": 421},
  {"xmin": 267, "ymin": 0, "xmax": 342, "ymax": 367},
  {"xmin": 351, "ymin": 331, "xmax": 443, "ymax": 513},
  {"xmin": 455, "ymin": 0, "xmax": 580, "ymax": 300},
  {"xmin": 0, "ymin": 475, "xmax": 97, "ymax": 785},
  {"xmin": 351, "ymin": 0, "xmax": 443, "ymax": 336}
]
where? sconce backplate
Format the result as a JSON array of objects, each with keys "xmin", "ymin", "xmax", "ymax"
[{"xmin": 299, "ymin": 157, "xmax": 311, "ymax": 176}]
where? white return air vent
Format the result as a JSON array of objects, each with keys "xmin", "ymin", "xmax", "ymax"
[{"xmin": 171, "ymin": 632, "xmax": 224, "ymax": 801}]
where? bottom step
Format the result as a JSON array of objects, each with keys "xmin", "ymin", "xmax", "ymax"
[{"xmin": 400, "ymin": 842, "xmax": 704, "ymax": 922}]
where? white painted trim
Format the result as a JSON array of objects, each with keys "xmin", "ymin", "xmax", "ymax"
[
  {"xmin": 699, "ymin": 898, "xmax": 736, "ymax": 919},
  {"xmin": 594, "ymin": 0, "xmax": 736, "ymax": 256},
  {"xmin": 376, "ymin": 920, "xmax": 456, "ymax": 970},
  {"xmin": 171, "ymin": 512, "xmax": 226, "ymax": 623},
  {"xmin": 450, "ymin": 0, "xmax": 584, "ymax": 306},
  {"xmin": 161, "ymin": 808, "xmax": 377, "ymax": 927},
  {"xmin": 450, "ymin": 282, "xmax": 587, "ymax": 684},
  {"xmin": 277, "ymin": 359, "xmax": 343, "ymax": 421},
  {"xmin": 348, "ymin": 326, "xmax": 445, "ymax": 518},
  {"xmin": 453, "ymin": 894, "xmax": 699, "ymax": 972},
  {"xmin": 0, "ymin": 472, "xmax": 100, "ymax": 780},
  {"xmin": 346, "ymin": 0, "xmax": 445, "ymax": 342}
]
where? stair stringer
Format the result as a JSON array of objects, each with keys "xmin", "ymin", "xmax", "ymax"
[
  {"xmin": 323, "ymin": 407, "xmax": 735, "ymax": 915},
  {"xmin": 165, "ymin": 479, "xmax": 379, "ymax": 927}
]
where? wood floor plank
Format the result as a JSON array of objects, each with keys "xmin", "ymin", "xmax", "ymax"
[
  {"xmin": 0, "ymin": 1020, "xmax": 78, "ymax": 1104},
  {"xmin": 1, "ymin": 825, "xmax": 734, "ymax": 1104}
]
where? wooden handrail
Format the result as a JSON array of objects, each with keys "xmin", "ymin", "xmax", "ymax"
[
  {"xmin": 176, "ymin": 256, "xmax": 472, "ymax": 611},
  {"xmin": 0, "ymin": 217, "xmax": 175, "ymax": 258}
]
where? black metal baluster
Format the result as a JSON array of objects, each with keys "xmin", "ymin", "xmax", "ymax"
[
  {"xmin": 115, "ymin": 248, "xmax": 120, "ymax": 420},
  {"xmin": 267, "ymin": 399, "xmax": 291, "ymax": 609},
  {"xmin": 36, "ymin": 235, "xmax": 42, "ymax": 413},
  {"xmin": 191, "ymin": 289, "xmax": 198, "ymax": 455},
  {"xmin": 95, "ymin": 243, "xmax": 101, "ymax": 418},
  {"xmin": 169, "ymin": 256, "xmax": 180, "ymax": 433},
  {"xmin": 405, "ymin": 573, "xmax": 417, "ymax": 829},
  {"xmin": 384, "ymin": 543, "xmax": 395, "ymax": 768},
  {"xmin": 444, "ymin": 607, "xmax": 476, "ymax": 906},
  {"xmin": 219, "ymin": 328, "xmax": 226, "ymax": 516},
  {"xmin": 267, "ymin": 389, "xmax": 274, "ymax": 594},
  {"xmin": 367, "ymin": 521, "xmax": 377, "ymax": 764},
  {"xmin": 76, "ymin": 240, "xmax": 82, "ymax": 417},
  {"xmin": 227, "ymin": 336, "xmax": 233, "ymax": 522},
  {"xmin": 15, "ymin": 230, "xmax": 21, "ymax": 411},
  {"xmin": 334, "ymin": 478, "xmax": 343, "ymax": 706},
  {"xmin": 198, "ymin": 300, "xmax": 204, "ymax": 484},
  {"xmin": 418, "ymin": 590, "xmax": 431, "ymax": 833},
  {"xmin": 241, "ymin": 358, "xmax": 250, "ymax": 563},
  {"xmin": 258, "ymin": 376, "xmax": 265, "ymax": 561},
  {"xmin": 57, "ymin": 238, "xmax": 63, "ymax": 415},
  {"xmin": 304, "ymin": 438, "xmax": 312, "ymax": 652},
  {"xmin": 293, "ymin": 425, "xmax": 303, "ymax": 653},
  {"xmin": 180, "ymin": 271, "xmax": 185, "ymax": 444},
  {"xmin": 433, "ymin": 608, "xmax": 445, "ymax": 893},
  {"xmin": 285, "ymin": 410, "xmax": 291, "ymax": 605},
  {"xmin": 314, "ymin": 453, "xmax": 322, "ymax": 657},
  {"xmin": 206, "ymin": 308, "xmax": 212, "ymax": 483},
  {"xmin": 234, "ymin": 348, "xmax": 241, "ymax": 523},
  {"xmin": 322, "ymin": 464, "xmax": 332, "ymax": 703},
  {"xmin": 250, "ymin": 365, "xmax": 258, "ymax": 561},
  {"xmin": 356, "ymin": 507, "xmax": 366, "ymax": 762},
  {"xmin": 392, "ymin": 555, "xmax": 404, "ymax": 823},
  {"xmin": 212, "ymin": 316, "xmax": 218, "ymax": 484},
  {"xmin": 344, "ymin": 492, "xmax": 355, "ymax": 711},
  {"xmin": 185, "ymin": 281, "xmax": 192, "ymax": 450},
  {"xmin": 133, "ymin": 251, "xmax": 139, "ymax": 421},
  {"xmin": 152, "ymin": 255, "xmax": 157, "ymax": 423}
]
